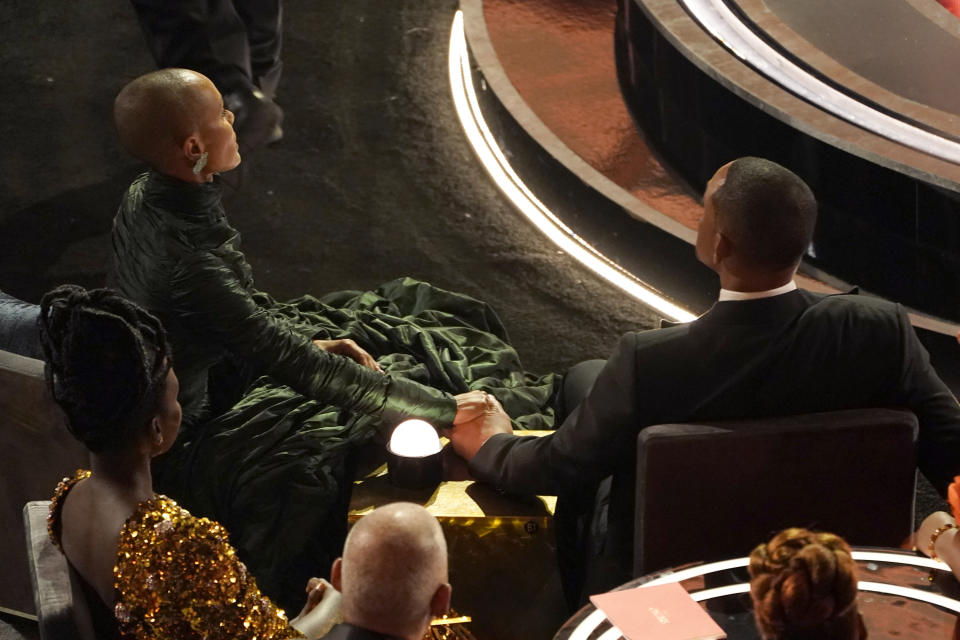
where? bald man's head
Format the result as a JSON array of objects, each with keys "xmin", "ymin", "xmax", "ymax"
[
  {"xmin": 113, "ymin": 69, "xmax": 210, "ymax": 168},
  {"xmin": 333, "ymin": 503, "xmax": 450, "ymax": 640}
]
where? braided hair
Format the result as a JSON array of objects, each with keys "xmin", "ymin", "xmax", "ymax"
[
  {"xmin": 38, "ymin": 285, "xmax": 171, "ymax": 452},
  {"xmin": 748, "ymin": 528, "xmax": 862, "ymax": 640}
]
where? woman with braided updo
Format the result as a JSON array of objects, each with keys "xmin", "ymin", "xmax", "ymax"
[
  {"xmin": 41, "ymin": 285, "xmax": 339, "ymax": 640},
  {"xmin": 748, "ymin": 528, "xmax": 866, "ymax": 640}
]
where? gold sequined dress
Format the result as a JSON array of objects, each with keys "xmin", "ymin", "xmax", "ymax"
[{"xmin": 48, "ymin": 470, "xmax": 303, "ymax": 640}]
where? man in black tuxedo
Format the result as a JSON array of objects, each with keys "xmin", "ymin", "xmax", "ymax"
[
  {"xmin": 449, "ymin": 156, "xmax": 960, "ymax": 596},
  {"xmin": 325, "ymin": 503, "xmax": 452, "ymax": 640}
]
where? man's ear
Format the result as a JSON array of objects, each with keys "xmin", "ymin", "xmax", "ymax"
[
  {"xmin": 713, "ymin": 231, "xmax": 733, "ymax": 265},
  {"xmin": 330, "ymin": 557, "xmax": 343, "ymax": 591},
  {"xmin": 429, "ymin": 583, "xmax": 452, "ymax": 619}
]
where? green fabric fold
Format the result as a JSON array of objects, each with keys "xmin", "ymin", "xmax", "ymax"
[{"xmin": 112, "ymin": 172, "xmax": 559, "ymax": 608}]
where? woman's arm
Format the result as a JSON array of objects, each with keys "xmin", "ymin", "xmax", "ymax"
[
  {"xmin": 169, "ymin": 254, "xmax": 457, "ymax": 425},
  {"xmin": 917, "ymin": 511, "xmax": 960, "ymax": 580}
]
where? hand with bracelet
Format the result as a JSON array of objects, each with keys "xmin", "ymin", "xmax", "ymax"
[{"xmin": 915, "ymin": 476, "xmax": 960, "ymax": 578}]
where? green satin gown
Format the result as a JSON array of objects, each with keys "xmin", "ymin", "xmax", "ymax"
[{"xmin": 111, "ymin": 171, "xmax": 558, "ymax": 608}]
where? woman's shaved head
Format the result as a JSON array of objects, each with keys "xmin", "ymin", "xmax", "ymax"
[{"xmin": 114, "ymin": 69, "xmax": 210, "ymax": 167}]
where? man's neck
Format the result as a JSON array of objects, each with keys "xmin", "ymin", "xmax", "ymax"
[
  {"xmin": 342, "ymin": 618, "xmax": 418, "ymax": 640},
  {"xmin": 719, "ymin": 280, "xmax": 797, "ymax": 302},
  {"xmin": 717, "ymin": 263, "xmax": 798, "ymax": 294}
]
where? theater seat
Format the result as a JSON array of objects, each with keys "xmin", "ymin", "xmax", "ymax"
[
  {"xmin": 633, "ymin": 408, "xmax": 918, "ymax": 576},
  {"xmin": 23, "ymin": 501, "xmax": 98, "ymax": 640},
  {"xmin": 0, "ymin": 349, "xmax": 89, "ymax": 616}
]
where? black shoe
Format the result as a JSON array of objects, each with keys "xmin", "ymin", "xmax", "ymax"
[{"xmin": 224, "ymin": 88, "xmax": 284, "ymax": 152}]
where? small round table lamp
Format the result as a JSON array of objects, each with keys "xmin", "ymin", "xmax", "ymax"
[{"xmin": 387, "ymin": 419, "xmax": 443, "ymax": 489}]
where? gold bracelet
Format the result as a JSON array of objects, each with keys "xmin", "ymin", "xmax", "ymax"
[{"xmin": 929, "ymin": 523, "xmax": 957, "ymax": 560}]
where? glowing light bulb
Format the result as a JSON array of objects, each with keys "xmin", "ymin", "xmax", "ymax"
[{"xmin": 389, "ymin": 419, "xmax": 441, "ymax": 457}]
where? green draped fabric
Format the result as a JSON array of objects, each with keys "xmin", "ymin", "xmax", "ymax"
[{"xmin": 112, "ymin": 172, "xmax": 559, "ymax": 609}]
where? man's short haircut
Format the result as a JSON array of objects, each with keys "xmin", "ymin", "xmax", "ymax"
[
  {"xmin": 341, "ymin": 503, "xmax": 447, "ymax": 637},
  {"xmin": 712, "ymin": 157, "xmax": 817, "ymax": 270}
]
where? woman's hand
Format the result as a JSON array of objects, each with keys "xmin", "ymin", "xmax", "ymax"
[
  {"xmin": 447, "ymin": 391, "xmax": 512, "ymax": 461},
  {"xmin": 290, "ymin": 578, "xmax": 342, "ymax": 640},
  {"xmin": 314, "ymin": 339, "xmax": 383, "ymax": 372},
  {"xmin": 916, "ymin": 511, "xmax": 958, "ymax": 557},
  {"xmin": 453, "ymin": 390, "xmax": 497, "ymax": 424}
]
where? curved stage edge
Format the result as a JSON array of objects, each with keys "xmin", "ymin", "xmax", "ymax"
[
  {"xmin": 453, "ymin": 0, "xmax": 960, "ymax": 337},
  {"xmin": 617, "ymin": 0, "xmax": 960, "ymax": 327}
]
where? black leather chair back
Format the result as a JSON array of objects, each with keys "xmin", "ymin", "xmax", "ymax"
[{"xmin": 634, "ymin": 408, "xmax": 918, "ymax": 576}]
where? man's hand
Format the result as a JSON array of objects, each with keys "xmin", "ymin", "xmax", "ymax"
[
  {"xmin": 447, "ymin": 391, "xmax": 512, "ymax": 461},
  {"xmin": 290, "ymin": 577, "xmax": 342, "ymax": 640},
  {"xmin": 314, "ymin": 338, "xmax": 383, "ymax": 372}
]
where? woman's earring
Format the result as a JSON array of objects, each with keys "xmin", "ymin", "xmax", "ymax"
[{"xmin": 192, "ymin": 151, "xmax": 209, "ymax": 175}]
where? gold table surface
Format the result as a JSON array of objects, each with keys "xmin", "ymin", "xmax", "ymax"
[
  {"xmin": 348, "ymin": 431, "xmax": 565, "ymax": 640},
  {"xmin": 348, "ymin": 431, "xmax": 556, "ymax": 518}
]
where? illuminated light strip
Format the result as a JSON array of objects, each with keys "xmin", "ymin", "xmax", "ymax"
[
  {"xmin": 568, "ymin": 610, "xmax": 606, "ymax": 640},
  {"xmin": 688, "ymin": 582, "xmax": 960, "ymax": 611},
  {"xmin": 854, "ymin": 550, "xmax": 948, "ymax": 571},
  {"xmin": 692, "ymin": 583, "xmax": 751, "ymax": 601},
  {"xmin": 447, "ymin": 11, "xmax": 697, "ymax": 323},
  {"xmin": 597, "ymin": 626, "xmax": 625, "ymax": 640},
  {"xmin": 589, "ymin": 582, "xmax": 960, "ymax": 639},
  {"xmin": 679, "ymin": 0, "xmax": 960, "ymax": 165},
  {"xmin": 569, "ymin": 551, "xmax": 958, "ymax": 638},
  {"xmin": 641, "ymin": 551, "xmax": 948, "ymax": 588},
  {"xmin": 643, "ymin": 557, "xmax": 750, "ymax": 585},
  {"xmin": 859, "ymin": 581, "xmax": 960, "ymax": 613}
]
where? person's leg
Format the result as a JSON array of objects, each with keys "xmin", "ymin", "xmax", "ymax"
[
  {"xmin": 128, "ymin": 0, "xmax": 281, "ymax": 151},
  {"xmin": 234, "ymin": 0, "xmax": 283, "ymax": 99},
  {"xmin": 553, "ymin": 358, "xmax": 607, "ymax": 609},
  {"xmin": 555, "ymin": 359, "xmax": 606, "ymax": 422},
  {"xmin": 128, "ymin": 0, "xmax": 253, "ymax": 96}
]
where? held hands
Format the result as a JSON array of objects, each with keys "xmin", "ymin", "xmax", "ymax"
[
  {"xmin": 453, "ymin": 390, "xmax": 495, "ymax": 424},
  {"xmin": 290, "ymin": 577, "xmax": 343, "ymax": 640},
  {"xmin": 314, "ymin": 339, "xmax": 383, "ymax": 373},
  {"xmin": 447, "ymin": 391, "xmax": 512, "ymax": 462}
]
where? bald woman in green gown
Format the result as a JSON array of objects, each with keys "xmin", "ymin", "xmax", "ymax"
[{"xmin": 109, "ymin": 68, "xmax": 558, "ymax": 609}]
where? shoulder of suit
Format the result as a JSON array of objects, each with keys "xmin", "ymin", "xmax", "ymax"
[
  {"xmin": 626, "ymin": 321, "xmax": 692, "ymax": 347},
  {"xmin": 804, "ymin": 290, "xmax": 900, "ymax": 313}
]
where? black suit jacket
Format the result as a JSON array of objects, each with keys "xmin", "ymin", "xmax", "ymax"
[
  {"xmin": 470, "ymin": 289, "xmax": 960, "ymax": 499},
  {"xmin": 321, "ymin": 623, "xmax": 403, "ymax": 640}
]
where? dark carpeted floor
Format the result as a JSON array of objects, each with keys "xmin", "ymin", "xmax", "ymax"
[
  {"xmin": 0, "ymin": 0, "xmax": 659, "ymax": 376},
  {"xmin": 0, "ymin": 1, "xmax": 949, "ymax": 635}
]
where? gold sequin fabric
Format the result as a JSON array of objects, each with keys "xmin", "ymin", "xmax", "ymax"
[{"xmin": 49, "ymin": 470, "xmax": 303, "ymax": 640}]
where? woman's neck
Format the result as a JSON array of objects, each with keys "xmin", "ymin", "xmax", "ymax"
[
  {"xmin": 89, "ymin": 448, "xmax": 154, "ymax": 502},
  {"xmin": 152, "ymin": 159, "xmax": 212, "ymax": 184}
]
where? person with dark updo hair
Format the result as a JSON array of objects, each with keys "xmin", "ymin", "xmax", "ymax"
[
  {"xmin": 42, "ymin": 285, "xmax": 341, "ymax": 640},
  {"xmin": 748, "ymin": 528, "xmax": 866, "ymax": 640}
]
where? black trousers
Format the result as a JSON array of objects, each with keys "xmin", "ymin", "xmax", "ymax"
[
  {"xmin": 553, "ymin": 359, "xmax": 608, "ymax": 610},
  {"xmin": 129, "ymin": 0, "xmax": 283, "ymax": 97}
]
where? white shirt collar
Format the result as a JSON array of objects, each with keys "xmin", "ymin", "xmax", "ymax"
[{"xmin": 718, "ymin": 280, "xmax": 797, "ymax": 302}]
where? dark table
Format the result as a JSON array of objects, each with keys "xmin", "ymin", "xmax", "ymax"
[{"xmin": 555, "ymin": 548, "xmax": 960, "ymax": 640}]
